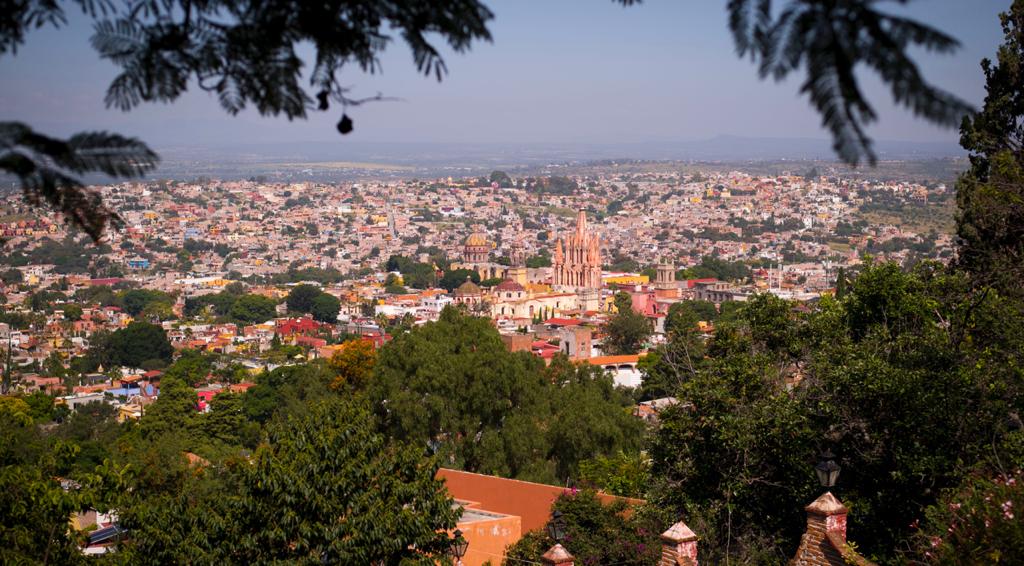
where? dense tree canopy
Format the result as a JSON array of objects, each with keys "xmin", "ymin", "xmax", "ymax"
[
  {"xmin": 370, "ymin": 307, "xmax": 642, "ymax": 484},
  {"xmin": 285, "ymin": 284, "xmax": 323, "ymax": 314},
  {"xmin": 103, "ymin": 321, "xmax": 174, "ymax": 369},
  {"xmin": 505, "ymin": 490, "xmax": 662, "ymax": 566},
  {"xmin": 645, "ymin": 262, "xmax": 1024, "ymax": 563},
  {"xmin": 955, "ymin": 1, "xmax": 1024, "ymax": 299},
  {"xmin": 116, "ymin": 399, "xmax": 460, "ymax": 565},
  {"xmin": 439, "ymin": 268, "xmax": 481, "ymax": 292},
  {"xmin": 0, "ymin": 406, "xmax": 98, "ymax": 565},
  {"xmin": 227, "ymin": 293, "xmax": 277, "ymax": 324},
  {"xmin": 310, "ymin": 292, "xmax": 341, "ymax": 323},
  {"xmin": 603, "ymin": 292, "xmax": 652, "ymax": 355}
]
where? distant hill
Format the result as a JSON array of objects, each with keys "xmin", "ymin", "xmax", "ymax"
[{"xmin": 0, "ymin": 136, "xmax": 964, "ymax": 186}]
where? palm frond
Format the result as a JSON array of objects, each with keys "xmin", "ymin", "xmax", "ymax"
[
  {"xmin": 733, "ymin": 0, "xmax": 974, "ymax": 166},
  {"xmin": 0, "ymin": 122, "xmax": 157, "ymax": 242},
  {"xmin": 91, "ymin": 18, "xmax": 147, "ymax": 63},
  {"xmin": 727, "ymin": 0, "xmax": 770, "ymax": 57},
  {"xmin": 860, "ymin": 14, "xmax": 973, "ymax": 128}
]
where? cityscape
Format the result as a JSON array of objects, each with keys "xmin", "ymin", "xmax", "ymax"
[{"xmin": 1, "ymin": 1, "xmax": 1021, "ymax": 565}]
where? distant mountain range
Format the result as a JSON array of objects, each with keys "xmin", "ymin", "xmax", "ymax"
[
  {"xmin": 1, "ymin": 135, "xmax": 964, "ymax": 189},
  {"xmin": 154, "ymin": 135, "xmax": 964, "ymax": 173}
]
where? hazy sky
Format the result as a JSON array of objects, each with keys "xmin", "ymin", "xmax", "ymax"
[{"xmin": 0, "ymin": 1, "xmax": 1011, "ymax": 149}]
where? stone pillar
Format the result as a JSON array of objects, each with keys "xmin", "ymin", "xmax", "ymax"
[
  {"xmin": 660, "ymin": 521, "xmax": 698, "ymax": 566},
  {"xmin": 541, "ymin": 543, "xmax": 574, "ymax": 566},
  {"xmin": 789, "ymin": 492, "xmax": 861, "ymax": 566}
]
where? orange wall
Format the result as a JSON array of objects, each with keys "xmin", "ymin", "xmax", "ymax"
[
  {"xmin": 457, "ymin": 514, "xmax": 521, "ymax": 566},
  {"xmin": 438, "ymin": 468, "xmax": 644, "ymax": 534}
]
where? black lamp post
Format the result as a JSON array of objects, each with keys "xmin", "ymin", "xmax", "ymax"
[
  {"xmin": 547, "ymin": 510, "xmax": 566, "ymax": 542},
  {"xmin": 815, "ymin": 449, "xmax": 841, "ymax": 489},
  {"xmin": 450, "ymin": 529, "xmax": 468, "ymax": 564}
]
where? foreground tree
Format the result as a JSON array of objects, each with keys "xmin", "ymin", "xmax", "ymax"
[
  {"xmin": 504, "ymin": 490, "xmax": 661, "ymax": 566},
  {"xmin": 0, "ymin": 404, "xmax": 99, "ymax": 565},
  {"xmin": 648, "ymin": 262, "xmax": 1024, "ymax": 563},
  {"xmin": 371, "ymin": 307, "xmax": 641, "ymax": 483},
  {"xmin": 955, "ymin": 0, "xmax": 1024, "ymax": 299},
  {"xmin": 116, "ymin": 398, "xmax": 460, "ymax": 564}
]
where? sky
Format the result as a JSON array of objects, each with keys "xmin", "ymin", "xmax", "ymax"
[{"xmin": 0, "ymin": 1, "xmax": 1012, "ymax": 151}]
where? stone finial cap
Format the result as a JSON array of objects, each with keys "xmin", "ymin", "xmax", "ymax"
[
  {"xmin": 660, "ymin": 520, "xmax": 698, "ymax": 543},
  {"xmin": 805, "ymin": 491, "xmax": 849, "ymax": 516},
  {"xmin": 541, "ymin": 543, "xmax": 574, "ymax": 565}
]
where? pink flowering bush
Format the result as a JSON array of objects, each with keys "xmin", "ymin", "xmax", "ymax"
[{"xmin": 916, "ymin": 470, "xmax": 1024, "ymax": 564}]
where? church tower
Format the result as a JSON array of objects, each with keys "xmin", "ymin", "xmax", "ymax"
[
  {"xmin": 507, "ymin": 231, "xmax": 528, "ymax": 285},
  {"xmin": 655, "ymin": 257, "xmax": 677, "ymax": 299},
  {"xmin": 552, "ymin": 210, "xmax": 602, "ymax": 290}
]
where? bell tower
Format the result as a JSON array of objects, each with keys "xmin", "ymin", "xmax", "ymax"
[{"xmin": 655, "ymin": 257, "xmax": 677, "ymax": 299}]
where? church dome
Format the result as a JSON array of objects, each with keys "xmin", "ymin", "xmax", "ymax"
[
  {"xmin": 454, "ymin": 277, "xmax": 482, "ymax": 296},
  {"xmin": 465, "ymin": 232, "xmax": 488, "ymax": 247}
]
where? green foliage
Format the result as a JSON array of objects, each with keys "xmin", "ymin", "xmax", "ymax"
[
  {"xmin": 490, "ymin": 170, "xmax": 513, "ymax": 188},
  {"xmin": 286, "ymin": 284, "xmax": 323, "ymax": 313},
  {"xmin": 261, "ymin": 267, "xmax": 346, "ymax": 285},
  {"xmin": 578, "ymin": 451, "xmax": 650, "ymax": 498},
  {"xmin": 27, "ymin": 289, "xmax": 67, "ymax": 312},
  {"xmin": 242, "ymin": 362, "xmax": 336, "ymax": 424},
  {"xmin": 55, "ymin": 400, "xmax": 121, "ymax": 472},
  {"xmin": 310, "ymin": 292, "xmax": 341, "ymax": 323},
  {"xmin": 665, "ymin": 300, "xmax": 717, "ymax": 332},
  {"xmin": 104, "ymin": 321, "xmax": 174, "ymax": 369},
  {"xmin": 199, "ymin": 392, "xmax": 259, "ymax": 452},
  {"xmin": 140, "ymin": 377, "xmax": 196, "ymax": 440},
  {"xmin": 677, "ymin": 255, "xmax": 751, "ymax": 282},
  {"xmin": 0, "ymin": 409, "xmax": 100, "ymax": 565},
  {"xmin": 184, "ymin": 288, "xmax": 240, "ymax": 318},
  {"xmin": 227, "ymin": 293, "xmax": 277, "ymax": 324},
  {"xmin": 916, "ymin": 464, "xmax": 1024, "ymax": 564},
  {"xmin": 649, "ymin": 262, "xmax": 1024, "ymax": 563},
  {"xmin": 638, "ymin": 299, "xmax": 711, "ymax": 400},
  {"xmin": 22, "ymin": 391, "xmax": 55, "ymax": 423},
  {"xmin": 956, "ymin": 2, "xmax": 1024, "ymax": 299},
  {"xmin": 117, "ymin": 398, "xmax": 459, "ymax": 565},
  {"xmin": 545, "ymin": 359, "xmax": 645, "ymax": 481},
  {"xmin": 504, "ymin": 490, "xmax": 661, "ymax": 566},
  {"xmin": 439, "ymin": 268, "xmax": 480, "ymax": 292},
  {"xmin": 371, "ymin": 308, "xmax": 642, "ymax": 484},
  {"xmin": 386, "ymin": 255, "xmax": 439, "ymax": 289},
  {"xmin": 62, "ymin": 303, "xmax": 83, "ymax": 321},
  {"xmin": 162, "ymin": 349, "xmax": 213, "ymax": 385},
  {"xmin": 0, "ymin": 268, "xmax": 22, "ymax": 284},
  {"xmin": 528, "ymin": 176, "xmax": 578, "ymax": 195},
  {"xmin": 525, "ymin": 253, "xmax": 552, "ymax": 268},
  {"xmin": 603, "ymin": 292, "xmax": 651, "ymax": 355},
  {"xmin": 119, "ymin": 288, "xmax": 174, "ymax": 318}
]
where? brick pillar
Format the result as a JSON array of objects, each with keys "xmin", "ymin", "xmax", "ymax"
[
  {"xmin": 541, "ymin": 543, "xmax": 574, "ymax": 566},
  {"xmin": 789, "ymin": 491, "xmax": 854, "ymax": 566},
  {"xmin": 660, "ymin": 520, "xmax": 698, "ymax": 566}
]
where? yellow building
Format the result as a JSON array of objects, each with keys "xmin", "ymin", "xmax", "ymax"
[{"xmin": 603, "ymin": 274, "xmax": 649, "ymax": 286}]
